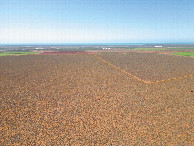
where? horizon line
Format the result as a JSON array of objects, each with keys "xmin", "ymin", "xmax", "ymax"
[{"xmin": 1, "ymin": 42, "xmax": 194, "ymax": 46}]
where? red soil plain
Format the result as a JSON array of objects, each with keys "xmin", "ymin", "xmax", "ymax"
[
  {"xmin": 40, "ymin": 51, "xmax": 97, "ymax": 55},
  {"xmin": 0, "ymin": 51, "xmax": 193, "ymax": 145}
]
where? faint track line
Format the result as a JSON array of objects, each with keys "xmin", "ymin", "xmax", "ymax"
[
  {"xmin": 95, "ymin": 55, "xmax": 151, "ymax": 84},
  {"xmin": 95, "ymin": 55, "xmax": 193, "ymax": 84}
]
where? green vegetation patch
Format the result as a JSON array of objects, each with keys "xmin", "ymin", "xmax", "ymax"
[
  {"xmin": 0, "ymin": 52, "xmax": 40, "ymax": 56},
  {"xmin": 130, "ymin": 48, "xmax": 164, "ymax": 51},
  {"xmin": 173, "ymin": 52, "xmax": 194, "ymax": 57},
  {"xmin": 168, "ymin": 47, "xmax": 194, "ymax": 49}
]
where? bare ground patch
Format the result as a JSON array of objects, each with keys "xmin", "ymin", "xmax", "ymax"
[
  {"xmin": 0, "ymin": 55, "xmax": 193, "ymax": 145},
  {"xmin": 40, "ymin": 51, "xmax": 97, "ymax": 55},
  {"xmin": 98, "ymin": 53, "xmax": 194, "ymax": 82}
]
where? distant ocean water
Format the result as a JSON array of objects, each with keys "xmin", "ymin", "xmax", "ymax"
[
  {"xmin": 0, "ymin": 43, "xmax": 145, "ymax": 46},
  {"xmin": 0, "ymin": 43, "xmax": 146, "ymax": 46},
  {"xmin": 0, "ymin": 42, "xmax": 194, "ymax": 46}
]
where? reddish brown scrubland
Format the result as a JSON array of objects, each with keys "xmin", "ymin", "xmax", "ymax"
[{"xmin": 0, "ymin": 52, "xmax": 193, "ymax": 145}]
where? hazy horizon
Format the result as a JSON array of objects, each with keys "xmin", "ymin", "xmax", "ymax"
[{"xmin": 1, "ymin": 42, "xmax": 194, "ymax": 46}]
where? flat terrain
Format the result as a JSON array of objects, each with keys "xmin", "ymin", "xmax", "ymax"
[
  {"xmin": 129, "ymin": 48, "xmax": 165, "ymax": 51},
  {"xmin": 40, "ymin": 51, "xmax": 96, "ymax": 55},
  {"xmin": 0, "ymin": 53, "xmax": 193, "ymax": 145},
  {"xmin": 0, "ymin": 52, "xmax": 40, "ymax": 56},
  {"xmin": 173, "ymin": 52, "xmax": 194, "ymax": 57},
  {"xmin": 98, "ymin": 53, "xmax": 194, "ymax": 82}
]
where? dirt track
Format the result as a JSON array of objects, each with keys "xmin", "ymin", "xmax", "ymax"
[
  {"xmin": 98, "ymin": 53, "xmax": 194, "ymax": 82},
  {"xmin": 0, "ymin": 54, "xmax": 193, "ymax": 145}
]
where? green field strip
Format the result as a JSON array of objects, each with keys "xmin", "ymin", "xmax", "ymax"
[
  {"xmin": 0, "ymin": 52, "xmax": 40, "ymax": 56},
  {"xmin": 173, "ymin": 52, "xmax": 194, "ymax": 57}
]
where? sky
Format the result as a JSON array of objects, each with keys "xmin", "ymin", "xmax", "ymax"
[{"xmin": 0, "ymin": 0, "xmax": 194, "ymax": 44}]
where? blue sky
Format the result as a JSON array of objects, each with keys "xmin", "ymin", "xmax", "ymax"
[{"xmin": 0, "ymin": 0, "xmax": 194, "ymax": 44}]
